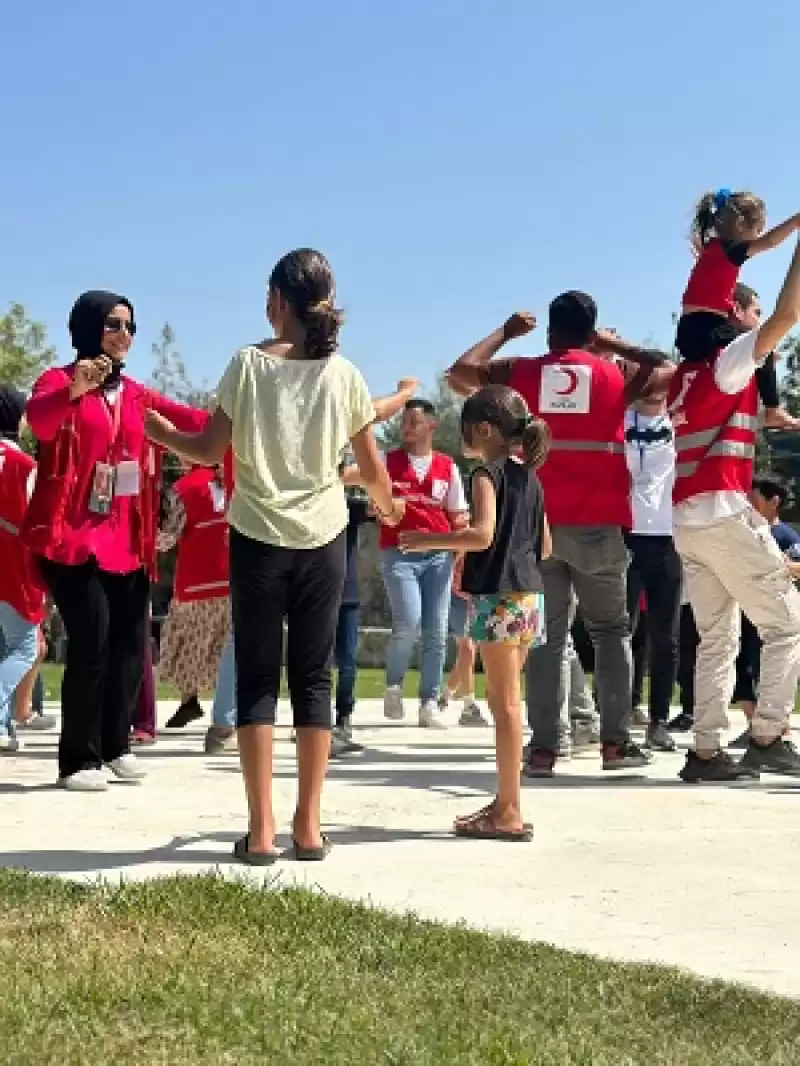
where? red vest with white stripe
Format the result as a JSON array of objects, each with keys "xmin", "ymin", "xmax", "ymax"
[
  {"xmin": 172, "ymin": 468, "xmax": 230, "ymax": 602},
  {"xmin": 510, "ymin": 352, "xmax": 631, "ymax": 527},
  {"xmin": 668, "ymin": 354, "xmax": 758, "ymax": 503},
  {"xmin": 0, "ymin": 441, "xmax": 45, "ymax": 623},
  {"xmin": 379, "ymin": 450, "xmax": 455, "ymax": 550}
]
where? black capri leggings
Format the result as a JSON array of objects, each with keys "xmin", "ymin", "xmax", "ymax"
[{"xmin": 229, "ymin": 526, "xmax": 346, "ymax": 729}]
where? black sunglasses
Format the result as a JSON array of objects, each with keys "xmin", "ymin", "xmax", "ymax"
[{"xmin": 104, "ymin": 316, "xmax": 136, "ymax": 337}]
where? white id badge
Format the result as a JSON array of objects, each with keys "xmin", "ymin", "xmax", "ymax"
[
  {"xmin": 209, "ymin": 481, "xmax": 226, "ymax": 513},
  {"xmin": 88, "ymin": 462, "xmax": 116, "ymax": 515},
  {"xmin": 114, "ymin": 460, "xmax": 141, "ymax": 498}
]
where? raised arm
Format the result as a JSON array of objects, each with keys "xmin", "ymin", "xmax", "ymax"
[
  {"xmin": 445, "ymin": 313, "xmax": 536, "ymax": 396},
  {"xmin": 25, "ymin": 368, "xmax": 77, "ymax": 442},
  {"xmin": 748, "ymin": 213, "xmax": 800, "ymax": 257},
  {"xmin": 591, "ymin": 329, "xmax": 675, "ymax": 404},
  {"xmin": 755, "ymin": 237, "xmax": 800, "ymax": 358},
  {"xmin": 144, "ymin": 390, "xmax": 211, "ymax": 435},
  {"xmin": 372, "ymin": 379, "xmax": 420, "ymax": 422},
  {"xmin": 144, "ymin": 407, "xmax": 232, "ymax": 466}
]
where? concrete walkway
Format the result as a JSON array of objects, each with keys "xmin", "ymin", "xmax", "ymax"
[{"xmin": 2, "ymin": 700, "xmax": 800, "ymax": 998}]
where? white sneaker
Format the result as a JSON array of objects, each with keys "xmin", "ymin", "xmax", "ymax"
[
  {"xmin": 107, "ymin": 753, "xmax": 146, "ymax": 781},
  {"xmin": 419, "ymin": 699, "xmax": 447, "ymax": 729},
  {"xmin": 58, "ymin": 769, "xmax": 109, "ymax": 792},
  {"xmin": 0, "ymin": 734, "xmax": 22, "ymax": 753},
  {"xmin": 384, "ymin": 686, "xmax": 405, "ymax": 721}
]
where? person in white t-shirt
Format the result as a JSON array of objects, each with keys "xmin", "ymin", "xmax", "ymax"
[{"xmin": 622, "ymin": 391, "xmax": 681, "ymax": 752}]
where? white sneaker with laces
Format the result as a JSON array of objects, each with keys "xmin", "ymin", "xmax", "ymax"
[
  {"xmin": 58, "ymin": 769, "xmax": 109, "ymax": 792},
  {"xmin": 383, "ymin": 686, "xmax": 405, "ymax": 721},
  {"xmin": 107, "ymin": 753, "xmax": 146, "ymax": 781},
  {"xmin": 419, "ymin": 699, "xmax": 447, "ymax": 729}
]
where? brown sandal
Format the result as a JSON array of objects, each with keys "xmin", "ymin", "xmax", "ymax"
[{"xmin": 454, "ymin": 809, "xmax": 533, "ymax": 842}]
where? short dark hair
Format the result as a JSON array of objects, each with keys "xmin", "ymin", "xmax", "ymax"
[
  {"xmin": 404, "ymin": 398, "xmax": 436, "ymax": 417},
  {"xmin": 548, "ymin": 291, "xmax": 597, "ymax": 346},
  {"xmin": 734, "ymin": 283, "xmax": 759, "ymax": 310},
  {"xmin": 752, "ymin": 473, "xmax": 790, "ymax": 507}
]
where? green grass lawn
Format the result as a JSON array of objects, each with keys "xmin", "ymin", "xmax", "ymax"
[
  {"xmin": 0, "ymin": 871, "xmax": 796, "ymax": 1065},
  {"xmin": 38, "ymin": 663, "xmax": 488, "ymax": 703}
]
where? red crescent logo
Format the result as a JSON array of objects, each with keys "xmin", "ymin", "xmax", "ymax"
[{"xmin": 555, "ymin": 367, "xmax": 579, "ymax": 395}]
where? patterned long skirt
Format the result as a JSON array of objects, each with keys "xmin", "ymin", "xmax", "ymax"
[{"xmin": 159, "ymin": 597, "xmax": 231, "ymax": 695}]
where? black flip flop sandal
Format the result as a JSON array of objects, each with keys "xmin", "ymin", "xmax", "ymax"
[
  {"xmin": 233, "ymin": 834, "xmax": 280, "ymax": 866},
  {"xmin": 291, "ymin": 835, "xmax": 332, "ymax": 862},
  {"xmin": 454, "ymin": 814, "xmax": 534, "ymax": 842}
]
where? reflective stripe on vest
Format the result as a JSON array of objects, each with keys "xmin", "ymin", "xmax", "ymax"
[
  {"xmin": 548, "ymin": 440, "xmax": 624, "ymax": 454},
  {"xmin": 194, "ymin": 517, "xmax": 227, "ymax": 529},
  {"xmin": 182, "ymin": 579, "xmax": 230, "ymax": 595},
  {"xmin": 675, "ymin": 412, "xmax": 758, "ymax": 453},
  {"xmin": 399, "ymin": 492, "xmax": 445, "ymax": 506},
  {"xmin": 675, "ymin": 440, "xmax": 755, "ymax": 478},
  {"xmin": 0, "ymin": 517, "xmax": 20, "ymax": 536}
]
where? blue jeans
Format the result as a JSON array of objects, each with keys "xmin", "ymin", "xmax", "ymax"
[
  {"xmin": 335, "ymin": 604, "xmax": 359, "ymax": 721},
  {"xmin": 0, "ymin": 603, "xmax": 39, "ymax": 737},
  {"xmin": 212, "ymin": 630, "xmax": 236, "ymax": 729},
  {"xmin": 381, "ymin": 549, "xmax": 453, "ymax": 701}
]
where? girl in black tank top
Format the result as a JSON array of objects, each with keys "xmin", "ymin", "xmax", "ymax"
[{"xmin": 398, "ymin": 384, "xmax": 551, "ymax": 843}]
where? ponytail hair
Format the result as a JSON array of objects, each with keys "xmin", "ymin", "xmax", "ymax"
[
  {"xmin": 691, "ymin": 189, "xmax": 766, "ymax": 249},
  {"xmin": 268, "ymin": 248, "xmax": 344, "ymax": 360},
  {"xmin": 461, "ymin": 384, "xmax": 550, "ymax": 470}
]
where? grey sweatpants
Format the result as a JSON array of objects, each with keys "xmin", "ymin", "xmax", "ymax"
[{"xmin": 526, "ymin": 525, "xmax": 632, "ymax": 751}]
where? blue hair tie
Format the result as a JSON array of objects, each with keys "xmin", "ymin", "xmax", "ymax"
[{"xmin": 713, "ymin": 187, "xmax": 731, "ymax": 213}]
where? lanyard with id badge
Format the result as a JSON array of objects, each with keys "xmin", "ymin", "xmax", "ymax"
[{"xmin": 88, "ymin": 390, "xmax": 141, "ymax": 515}]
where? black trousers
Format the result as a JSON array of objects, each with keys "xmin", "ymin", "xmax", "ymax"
[
  {"xmin": 229, "ymin": 527, "xmax": 346, "ymax": 729},
  {"xmin": 631, "ymin": 609, "xmax": 648, "ymax": 709},
  {"xmin": 38, "ymin": 558, "xmax": 148, "ymax": 778},
  {"xmin": 733, "ymin": 614, "xmax": 762, "ymax": 704},
  {"xmin": 625, "ymin": 535, "xmax": 682, "ymax": 723},
  {"xmin": 677, "ymin": 604, "xmax": 699, "ymax": 717}
]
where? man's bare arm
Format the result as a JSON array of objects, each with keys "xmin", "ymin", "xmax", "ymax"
[{"xmin": 445, "ymin": 312, "xmax": 536, "ymax": 395}]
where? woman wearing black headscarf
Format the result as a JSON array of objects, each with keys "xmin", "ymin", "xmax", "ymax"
[{"xmin": 22, "ymin": 290, "xmax": 208, "ymax": 791}]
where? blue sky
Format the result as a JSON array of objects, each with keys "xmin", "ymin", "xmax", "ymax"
[{"xmin": 2, "ymin": 0, "xmax": 797, "ymax": 396}]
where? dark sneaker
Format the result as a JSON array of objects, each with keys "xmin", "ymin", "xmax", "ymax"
[
  {"xmin": 646, "ymin": 723, "xmax": 676, "ymax": 753},
  {"xmin": 727, "ymin": 729, "xmax": 750, "ymax": 751},
  {"xmin": 667, "ymin": 711, "xmax": 694, "ymax": 733},
  {"xmin": 602, "ymin": 740, "xmax": 652, "ymax": 771},
  {"xmin": 523, "ymin": 748, "xmax": 556, "ymax": 778},
  {"xmin": 330, "ymin": 725, "xmax": 364, "ymax": 757},
  {"xmin": 679, "ymin": 750, "xmax": 760, "ymax": 784},
  {"xmin": 165, "ymin": 696, "xmax": 203, "ymax": 729},
  {"xmin": 741, "ymin": 737, "xmax": 800, "ymax": 776}
]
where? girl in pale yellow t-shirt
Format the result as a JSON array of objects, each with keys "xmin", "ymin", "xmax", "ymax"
[{"xmin": 144, "ymin": 248, "xmax": 399, "ymax": 865}]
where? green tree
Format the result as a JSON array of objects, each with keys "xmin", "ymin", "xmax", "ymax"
[
  {"xmin": 0, "ymin": 303, "xmax": 55, "ymax": 389},
  {"xmin": 149, "ymin": 322, "xmax": 203, "ymax": 404}
]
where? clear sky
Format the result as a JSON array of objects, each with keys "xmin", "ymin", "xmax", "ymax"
[{"xmin": 2, "ymin": 0, "xmax": 797, "ymax": 396}]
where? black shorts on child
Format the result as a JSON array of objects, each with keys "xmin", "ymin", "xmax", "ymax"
[{"xmin": 675, "ymin": 312, "xmax": 741, "ymax": 363}]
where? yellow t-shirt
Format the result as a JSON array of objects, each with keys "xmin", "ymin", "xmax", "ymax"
[{"xmin": 216, "ymin": 345, "xmax": 375, "ymax": 549}]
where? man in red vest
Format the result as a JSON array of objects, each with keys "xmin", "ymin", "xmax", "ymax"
[
  {"xmin": 380, "ymin": 399, "xmax": 469, "ymax": 728},
  {"xmin": 602, "ymin": 241, "xmax": 800, "ymax": 782},
  {"xmin": 0, "ymin": 387, "xmax": 46, "ymax": 753},
  {"xmin": 447, "ymin": 291, "xmax": 653, "ymax": 774}
]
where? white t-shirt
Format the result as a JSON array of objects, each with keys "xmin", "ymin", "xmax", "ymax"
[
  {"xmin": 624, "ymin": 409, "xmax": 675, "ymax": 536},
  {"xmin": 672, "ymin": 329, "xmax": 763, "ymax": 527},
  {"xmin": 381, "ymin": 450, "xmax": 468, "ymax": 513}
]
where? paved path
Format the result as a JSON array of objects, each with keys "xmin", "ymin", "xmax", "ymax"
[{"xmin": 2, "ymin": 701, "xmax": 800, "ymax": 998}]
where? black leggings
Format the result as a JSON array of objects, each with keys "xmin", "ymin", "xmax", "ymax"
[
  {"xmin": 625, "ymin": 535, "xmax": 682, "ymax": 723},
  {"xmin": 676, "ymin": 313, "xmax": 779, "ymax": 407},
  {"xmin": 733, "ymin": 614, "xmax": 762, "ymax": 704},
  {"xmin": 38, "ymin": 557, "xmax": 148, "ymax": 778},
  {"xmin": 677, "ymin": 604, "xmax": 699, "ymax": 717},
  {"xmin": 756, "ymin": 353, "xmax": 779, "ymax": 409},
  {"xmin": 229, "ymin": 527, "xmax": 346, "ymax": 729}
]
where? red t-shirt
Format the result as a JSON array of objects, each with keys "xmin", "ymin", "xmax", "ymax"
[{"xmin": 683, "ymin": 238, "xmax": 751, "ymax": 313}]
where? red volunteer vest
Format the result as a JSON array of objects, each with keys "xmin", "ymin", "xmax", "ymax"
[
  {"xmin": 668, "ymin": 353, "xmax": 758, "ymax": 503},
  {"xmin": 0, "ymin": 442, "xmax": 45, "ymax": 623},
  {"xmin": 172, "ymin": 468, "xmax": 230, "ymax": 602},
  {"xmin": 509, "ymin": 352, "xmax": 631, "ymax": 528},
  {"xmin": 379, "ymin": 450, "xmax": 455, "ymax": 550}
]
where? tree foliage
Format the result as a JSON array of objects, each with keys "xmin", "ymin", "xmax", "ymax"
[
  {"xmin": 149, "ymin": 322, "xmax": 209, "ymax": 408},
  {"xmin": 0, "ymin": 303, "xmax": 55, "ymax": 389}
]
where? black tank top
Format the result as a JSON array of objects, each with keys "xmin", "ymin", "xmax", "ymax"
[{"xmin": 462, "ymin": 456, "xmax": 545, "ymax": 596}]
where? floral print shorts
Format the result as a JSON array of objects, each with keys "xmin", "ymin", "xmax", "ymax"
[{"xmin": 469, "ymin": 592, "xmax": 546, "ymax": 647}]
